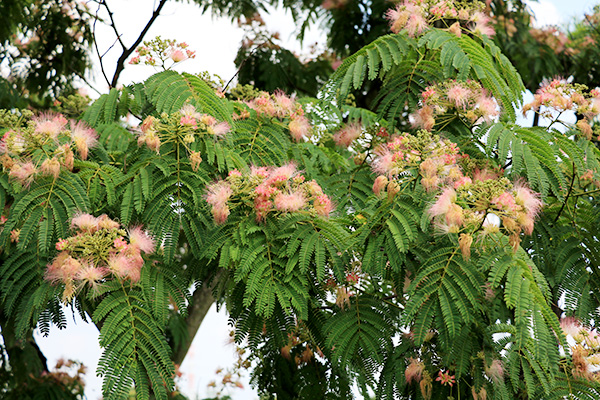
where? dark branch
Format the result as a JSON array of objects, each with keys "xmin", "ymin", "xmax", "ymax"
[{"xmin": 109, "ymin": 0, "xmax": 168, "ymax": 88}]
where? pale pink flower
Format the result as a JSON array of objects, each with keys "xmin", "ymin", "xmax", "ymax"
[
  {"xmin": 405, "ymin": 358, "xmax": 425, "ymax": 384},
  {"xmin": 114, "ymin": 237, "xmax": 128, "ymax": 251},
  {"xmin": 141, "ymin": 116, "xmax": 158, "ymax": 133},
  {"xmin": 145, "ymin": 132, "xmax": 161, "ymax": 153},
  {"xmin": 9, "ymin": 161, "xmax": 37, "ymax": 186},
  {"xmin": 274, "ymin": 90, "xmax": 296, "ymax": 117},
  {"xmin": 314, "ymin": 195, "xmax": 334, "ymax": 217},
  {"xmin": 372, "ymin": 147, "xmax": 395, "ymax": 176},
  {"xmin": 492, "ymin": 191, "xmax": 517, "ymax": 211},
  {"xmin": 34, "ymin": 113, "xmax": 68, "ymax": 139},
  {"xmin": 190, "ymin": 151, "xmax": 202, "ymax": 172},
  {"xmin": 288, "ymin": 116, "xmax": 311, "ymax": 142},
  {"xmin": 476, "ymin": 96, "xmax": 499, "ymax": 121},
  {"xmin": 413, "ymin": 106, "xmax": 436, "ymax": 131},
  {"xmin": 447, "ymin": 84, "xmax": 471, "ymax": 109},
  {"xmin": 445, "ymin": 203, "xmax": 464, "ymax": 226},
  {"xmin": 484, "ymin": 360, "xmax": 504, "ymax": 383},
  {"xmin": 70, "ymin": 121, "xmax": 98, "ymax": 160},
  {"xmin": 107, "ymin": 253, "xmax": 134, "ymax": 280},
  {"xmin": 97, "ymin": 214, "xmax": 120, "ymax": 230},
  {"xmin": 428, "ymin": 187, "xmax": 456, "ymax": 217},
  {"xmin": 212, "ymin": 203, "xmax": 231, "ymax": 224},
  {"xmin": 274, "ymin": 191, "xmax": 307, "ymax": 212},
  {"xmin": 71, "ymin": 213, "xmax": 99, "ymax": 233},
  {"xmin": 129, "ymin": 55, "xmax": 140, "ymax": 65},
  {"xmin": 76, "ymin": 262, "xmax": 108, "ymax": 288},
  {"xmin": 228, "ymin": 169, "xmax": 243, "ymax": 178},
  {"xmin": 333, "ymin": 122, "xmax": 362, "ymax": 148},
  {"xmin": 373, "ymin": 175, "xmax": 389, "ymax": 196},
  {"xmin": 405, "ymin": 14, "xmax": 428, "ymax": 37},
  {"xmin": 269, "ymin": 163, "xmax": 297, "ymax": 182},
  {"xmin": 471, "ymin": 11, "xmax": 495, "ymax": 36},
  {"xmin": 561, "ymin": 317, "xmax": 583, "ymax": 338},
  {"xmin": 208, "ymin": 122, "xmax": 230, "ymax": 137},
  {"xmin": 41, "ymin": 157, "xmax": 61, "ymax": 179},
  {"xmin": 250, "ymin": 165, "xmax": 270, "ymax": 178},
  {"xmin": 169, "ymin": 48, "xmax": 188, "ymax": 62},
  {"xmin": 45, "ymin": 252, "xmax": 72, "ymax": 283},
  {"xmin": 205, "ymin": 181, "xmax": 233, "ymax": 207},
  {"xmin": 514, "ymin": 183, "xmax": 542, "ymax": 218},
  {"xmin": 454, "ymin": 176, "xmax": 472, "ymax": 188},
  {"xmin": 448, "ymin": 22, "xmax": 462, "ymax": 37},
  {"xmin": 180, "ymin": 115, "xmax": 198, "ymax": 128},
  {"xmin": 128, "ymin": 226, "xmax": 155, "ymax": 254}
]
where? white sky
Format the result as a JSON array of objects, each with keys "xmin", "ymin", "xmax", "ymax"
[{"xmin": 36, "ymin": 1, "xmax": 596, "ymax": 399}]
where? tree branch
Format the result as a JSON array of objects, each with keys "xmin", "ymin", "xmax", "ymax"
[{"xmin": 110, "ymin": 0, "xmax": 168, "ymax": 88}]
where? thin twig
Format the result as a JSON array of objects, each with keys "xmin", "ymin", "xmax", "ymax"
[
  {"xmin": 553, "ymin": 162, "xmax": 576, "ymax": 223},
  {"xmin": 92, "ymin": 1, "xmax": 110, "ymax": 87},
  {"xmin": 100, "ymin": 0, "xmax": 127, "ymax": 51}
]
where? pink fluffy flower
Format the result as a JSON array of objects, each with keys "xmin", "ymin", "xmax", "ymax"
[
  {"xmin": 41, "ymin": 157, "xmax": 61, "ymax": 179},
  {"xmin": 76, "ymin": 262, "xmax": 108, "ymax": 288},
  {"xmin": 212, "ymin": 203, "xmax": 231, "ymax": 224},
  {"xmin": 372, "ymin": 147, "xmax": 396, "ymax": 176},
  {"xmin": 314, "ymin": 195, "xmax": 334, "ymax": 217},
  {"xmin": 9, "ymin": 161, "xmax": 37, "ymax": 187},
  {"xmin": 208, "ymin": 121, "xmax": 230, "ymax": 137},
  {"xmin": 288, "ymin": 115, "xmax": 311, "ymax": 142},
  {"xmin": 114, "ymin": 236, "xmax": 128, "ymax": 251},
  {"xmin": 97, "ymin": 214, "xmax": 120, "ymax": 230},
  {"xmin": 274, "ymin": 191, "xmax": 307, "ymax": 212},
  {"xmin": 274, "ymin": 90, "xmax": 296, "ymax": 117},
  {"xmin": 34, "ymin": 112, "xmax": 68, "ymax": 139},
  {"xmin": 447, "ymin": 83, "xmax": 471, "ymax": 109},
  {"xmin": 128, "ymin": 226, "xmax": 155, "ymax": 254},
  {"xmin": 454, "ymin": 176, "xmax": 472, "ymax": 188},
  {"xmin": 205, "ymin": 181, "xmax": 233, "ymax": 207},
  {"xmin": 333, "ymin": 122, "xmax": 362, "ymax": 148},
  {"xmin": 269, "ymin": 163, "xmax": 297, "ymax": 182},
  {"xmin": 405, "ymin": 358, "xmax": 425, "ymax": 384},
  {"xmin": 514, "ymin": 183, "xmax": 542, "ymax": 218},
  {"xmin": 373, "ymin": 175, "xmax": 389, "ymax": 196},
  {"xmin": 107, "ymin": 253, "xmax": 134, "ymax": 280},
  {"xmin": 169, "ymin": 48, "xmax": 188, "ymax": 62},
  {"xmin": 445, "ymin": 203, "xmax": 464, "ymax": 226},
  {"xmin": 492, "ymin": 191, "xmax": 517, "ymax": 211},
  {"xmin": 428, "ymin": 187, "xmax": 456, "ymax": 217},
  {"xmin": 71, "ymin": 213, "xmax": 99, "ymax": 233},
  {"xmin": 471, "ymin": 11, "xmax": 495, "ymax": 36},
  {"xmin": 476, "ymin": 96, "xmax": 499, "ymax": 121},
  {"xmin": 180, "ymin": 115, "xmax": 198, "ymax": 129},
  {"xmin": 70, "ymin": 121, "xmax": 98, "ymax": 160},
  {"xmin": 484, "ymin": 360, "xmax": 504, "ymax": 383}
]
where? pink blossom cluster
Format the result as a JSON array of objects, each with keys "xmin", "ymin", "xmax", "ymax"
[
  {"xmin": 428, "ymin": 177, "xmax": 542, "ymax": 254},
  {"xmin": 129, "ymin": 37, "xmax": 195, "ymax": 67},
  {"xmin": 0, "ymin": 112, "xmax": 97, "ymax": 186},
  {"xmin": 385, "ymin": 0, "xmax": 494, "ymax": 38},
  {"xmin": 372, "ymin": 130, "xmax": 466, "ymax": 193},
  {"xmin": 45, "ymin": 213, "xmax": 155, "ymax": 302},
  {"xmin": 136, "ymin": 104, "xmax": 229, "ymax": 168},
  {"xmin": 560, "ymin": 317, "xmax": 600, "ymax": 381},
  {"xmin": 412, "ymin": 80, "xmax": 499, "ymax": 131},
  {"xmin": 522, "ymin": 79, "xmax": 600, "ymax": 139},
  {"xmin": 241, "ymin": 91, "xmax": 312, "ymax": 142},
  {"xmin": 205, "ymin": 164, "xmax": 334, "ymax": 224},
  {"xmin": 332, "ymin": 122, "xmax": 363, "ymax": 148}
]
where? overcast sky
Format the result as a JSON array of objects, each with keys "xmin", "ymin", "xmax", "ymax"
[{"xmin": 35, "ymin": 1, "xmax": 599, "ymax": 400}]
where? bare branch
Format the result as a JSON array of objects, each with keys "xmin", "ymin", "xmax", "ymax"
[
  {"xmin": 92, "ymin": 1, "xmax": 111, "ymax": 88},
  {"xmin": 109, "ymin": 0, "xmax": 168, "ymax": 88}
]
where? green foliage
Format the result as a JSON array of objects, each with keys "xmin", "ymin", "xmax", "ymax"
[{"xmin": 3, "ymin": 3, "xmax": 600, "ymax": 399}]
